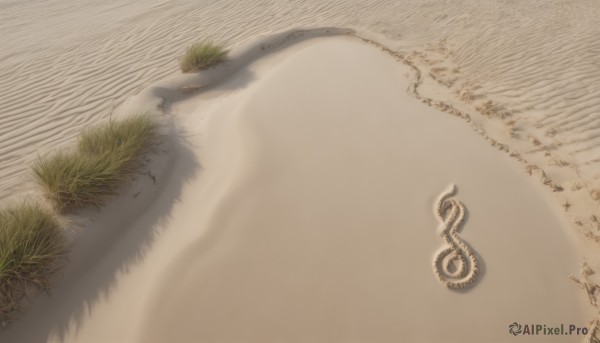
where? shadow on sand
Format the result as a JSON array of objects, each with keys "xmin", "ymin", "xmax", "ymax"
[{"xmin": 0, "ymin": 120, "xmax": 200, "ymax": 342}]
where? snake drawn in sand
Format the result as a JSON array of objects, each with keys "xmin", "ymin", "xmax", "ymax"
[{"xmin": 432, "ymin": 184, "xmax": 480, "ymax": 289}]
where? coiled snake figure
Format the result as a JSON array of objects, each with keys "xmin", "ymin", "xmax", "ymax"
[{"xmin": 432, "ymin": 184, "xmax": 480, "ymax": 289}]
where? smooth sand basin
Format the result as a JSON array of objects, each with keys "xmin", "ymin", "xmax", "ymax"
[
  {"xmin": 131, "ymin": 38, "xmax": 587, "ymax": 342},
  {"xmin": 0, "ymin": 36, "xmax": 592, "ymax": 342}
]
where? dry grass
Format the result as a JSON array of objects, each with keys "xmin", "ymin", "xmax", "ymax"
[
  {"xmin": 179, "ymin": 40, "xmax": 229, "ymax": 73},
  {"xmin": 0, "ymin": 202, "xmax": 66, "ymax": 322},
  {"xmin": 33, "ymin": 114, "xmax": 156, "ymax": 212}
]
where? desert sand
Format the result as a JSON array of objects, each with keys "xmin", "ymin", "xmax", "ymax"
[{"xmin": 1, "ymin": 1, "xmax": 600, "ymax": 343}]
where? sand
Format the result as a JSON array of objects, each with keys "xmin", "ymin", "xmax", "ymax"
[
  {"xmin": 1, "ymin": 0, "xmax": 599, "ymax": 248},
  {"xmin": 1, "ymin": 1, "xmax": 599, "ymax": 342},
  {"xmin": 0, "ymin": 32, "xmax": 594, "ymax": 342}
]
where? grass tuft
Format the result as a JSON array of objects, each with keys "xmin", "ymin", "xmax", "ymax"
[
  {"xmin": 33, "ymin": 114, "xmax": 156, "ymax": 212},
  {"xmin": 179, "ymin": 40, "xmax": 229, "ymax": 73},
  {"xmin": 0, "ymin": 202, "xmax": 66, "ymax": 322}
]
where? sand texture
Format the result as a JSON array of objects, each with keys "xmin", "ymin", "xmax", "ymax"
[
  {"xmin": 1, "ymin": 1, "xmax": 600, "ymax": 342},
  {"xmin": 1, "ymin": 34, "xmax": 594, "ymax": 342},
  {"xmin": 1, "ymin": 0, "xmax": 599, "ymax": 250}
]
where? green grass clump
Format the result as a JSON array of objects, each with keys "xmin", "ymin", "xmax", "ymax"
[
  {"xmin": 33, "ymin": 114, "xmax": 156, "ymax": 212},
  {"xmin": 179, "ymin": 40, "xmax": 229, "ymax": 72},
  {"xmin": 0, "ymin": 202, "xmax": 66, "ymax": 322}
]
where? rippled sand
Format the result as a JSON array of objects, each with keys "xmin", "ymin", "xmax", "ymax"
[{"xmin": 1, "ymin": 1, "xmax": 599, "ymax": 342}]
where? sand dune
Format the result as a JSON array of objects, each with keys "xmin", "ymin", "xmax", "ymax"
[
  {"xmin": 1, "ymin": 34, "xmax": 593, "ymax": 343},
  {"xmin": 1, "ymin": 0, "xmax": 599, "ymax": 241},
  {"xmin": 1, "ymin": 0, "xmax": 600, "ymax": 342},
  {"xmin": 1, "ymin": 1, "xmax": 600, "ymax": 224}
]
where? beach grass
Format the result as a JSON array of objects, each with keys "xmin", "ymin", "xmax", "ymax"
[
  {"xmin": 0, "ymin": 202, "xmax": 66, "ymax": 322},
  {"xmin": 179, "ymin": 40, "xmax": 229, "ymax": 72},
  {"xmin": 33, "ymin": 114, "xmax": 156, "ymax": 212}
]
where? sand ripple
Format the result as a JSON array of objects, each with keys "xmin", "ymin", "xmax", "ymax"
[{"xmin": 1, "ymin": 0, "xmax": 600, "ymax": 239}]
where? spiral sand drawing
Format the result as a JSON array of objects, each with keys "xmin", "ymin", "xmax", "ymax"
[{"xmin": 432, "ymin": 184, "xmax": 480, "ymax": 289}]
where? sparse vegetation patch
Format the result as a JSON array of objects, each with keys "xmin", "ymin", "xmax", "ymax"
[
  {"xmin": 0, "ymin": 202, "xmax": 66, "ymax": 322},
  {"xmin": 33, "ymin": 114, "xmax": 156, "ymax": 212},
  {"xmin": 179, "ymin": 40, "xmax": 229, "ymax": 73}
]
